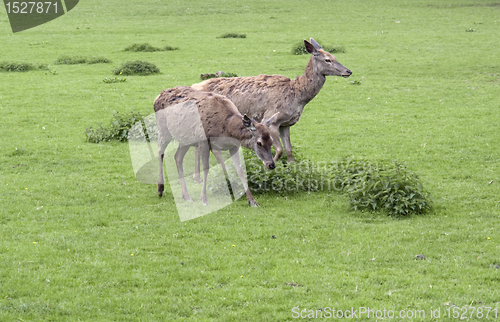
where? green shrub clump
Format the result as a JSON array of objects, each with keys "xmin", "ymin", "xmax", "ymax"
[
  {"xmin": 85, "ymin": 111, "xmax": 145, "ymax": 143},
  {"xmin": 217, "ymin": 33, "xmax": 246, "ymax": 38},
  {"xmin": 200, "ymin": 71, "xmax": 238, "ymax": 80},
  {"xmin": 330, "ymin": 157, "xmax": 433, "ymax": 215},
  {"xmin": 207, "ymin": 146, "xmax": 322, "ymax": 196},
  {"xmin": 85, "ymin": 111, "xmax": 157, "ymax": 143},
  {"xmin": 54, "ymin": 56, "xmax": 112, "ymax": 65},
  {"xmin": 210, "ymin": 151, "xmax": 432, "ymax": 216},
  {"xmin": 0, "ymin": 61, "xmax": 48, "ymax": 72},
  {"xmin": 124, "ymin": 43, "xmax": 179, "ymax": 52},
  {"xmin": 102, "ymin": 77, "xmax": 127, "ymax": 83},
  {"xmin": 112, "ymin": 60, "xmax": 159, "ymax": 76},
  {"xmin": 244, "ymin": 148, "xmax": 321, "ymax": 194},
  {"xmin": 292, "ymin": 40, "xmax": 346, "ymax": 55}
]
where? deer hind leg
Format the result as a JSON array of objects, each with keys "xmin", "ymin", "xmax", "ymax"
[
  {"xmin": 212, "ymin": 149, "xmax": 234, "ymax": 200},
  {"xmin": 230, "ymin": 146, "xmax": 259, "ymax": 207},
  {"xmin": 193, "ymin": 146, "xmax": 202, "ymax": 184},
  {"xmin": 174, "ymin": 144, "xmax": 193, "ymax": 202},
  {"xmin": 199, "ymin": 141, "xmax": 210, "ymax": 205},
  {"xmin": 279, "ymin": 126, "xmax": 294, "ymax": 163},
  {"xmin": 157, "ymin": 131, "xmax": 172, "ymax": 197}
]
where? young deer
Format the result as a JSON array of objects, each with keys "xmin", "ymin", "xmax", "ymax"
[
  {"xmin": 192, "ymin": 38, "xmax": 352, "ymax": 166},
  {"xmin": 154, "ymin": 86, "xmax": 277, "ymax": 207}
]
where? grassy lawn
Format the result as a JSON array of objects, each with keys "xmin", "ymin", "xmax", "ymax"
[{"xmin": 1, "ymin": 0, "xmax": 499, "ymax": 320}]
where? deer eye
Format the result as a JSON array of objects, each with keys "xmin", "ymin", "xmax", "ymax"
[
  {"xmin": 325, "ymin": 59, "xmax": 332, "ymax": 63},
  {"xmin": 257, "ymin": 141, "xmax": 262, "ymax": 147}
]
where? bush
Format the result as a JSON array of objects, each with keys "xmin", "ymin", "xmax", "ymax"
[
  {"xmin": 102, "ymin": 77, "xmax": 126, "ymax": 83},
  {"xmin": 85, "ymin": 111, "xmax": 145, "ymax": 143},
  {"xmin": 291, "ymin": 40, "xmax": 346, "ymax": 55},
  {"xmin": 0, "ymin": 61, "xmax": 48, "ymax": 72},
  {"xmin": 112, "ymin": 60, "xmax": 159, "ymax": 76},
  {"xmin": 207, "ymin": 146, "xmax": 322, "ymax": 195},
  {"xmin": 244, "ymin": 147, "xmax": 323, "ymax": 194},
  {"xmin": 208, "ymin": 151, "xmax": 432, "ymax": 215},
  {"xmin": 86, "ymin": 56, "xmax": 113, "ymax": 64},
  {"xmin": 217, "ymin": 33, "xmax": 246, "ymax": 38},
  {"xmin": 330, "ymin": 157, "xmax": 433, "ymax": 215},
  {"xmin": 54, "ymin": 55, "xmax": 112, "ymax": 65},
  {"xmin": 124, "ymin": 43, "xmax": 179, "ymax": 52},
  {"xmin": 200, "ymin": 71, "xmax": 238, "ymax": 80}
]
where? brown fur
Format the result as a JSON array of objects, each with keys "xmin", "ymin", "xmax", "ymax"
[
  {"xmin": 192, "ymin": 38, "xmax": 352, "ymax": 162},
  {"xmin": 154, "ymin": 86, "xmax": 275, "ymax": 206}
]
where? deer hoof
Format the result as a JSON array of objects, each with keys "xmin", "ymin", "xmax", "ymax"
[
  {"xmin": 158, "ymin": 184, "xmax": 164, "ymax": 197},
  {"xmin": 248, "ymin": 200, "xmax": 260, "ymax": 207},
  {"xmin": 193, "ymin": 175, "xmax": 202, "ymax": 184}
]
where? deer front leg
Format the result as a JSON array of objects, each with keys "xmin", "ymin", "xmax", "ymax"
[
  {"xmin": 230, "ymin": 146, "xmax": 259, "ymax": 207},
  {"xmin": 279, "ymin": 126, "xmax": 294, "ymax": 163},
  {"xmin": 199, "ymin": 141, "xmax": 210, "ymax": 205},
  {"xmin": 193, "ymin": 146, "xmax": 202, "ymax": 184},
  {"xmin": 157, "ymin": 136, "xmax": 169, "ymax": 197},
  {"xmin": 269, "ymin": 124, "xmax": 283, "ymax": 162},
  {"xmin": 212, "ymin": 149, "xmax": 228, "ymax": 175},
  {"xmin": 158, "ymin": 152, "xmax": 165, "ymax": 197},
  {"xmin": 174, "ymin": 145, "xmax": 193, "ymax": 202}
]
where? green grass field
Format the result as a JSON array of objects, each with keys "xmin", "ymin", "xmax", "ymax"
[{"xmin": 1, "ymin": 0, "xmax": 499, "ymax": 320}]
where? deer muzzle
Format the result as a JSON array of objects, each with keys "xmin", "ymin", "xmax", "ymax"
[
  {"xmin": 265, "ymin": 161, "xmax": 276, "ymax": 170},
  {"xmin": 342, "ymin": 69, "xmax": 352, "ymax": 78}
]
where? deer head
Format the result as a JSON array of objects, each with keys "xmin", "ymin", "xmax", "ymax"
[
  {"xmin": 243, "ymin": 113, "xmax": 277, "ymax": 170},
  {"xmin": 305, "ymin": 38, "xmax": 352, "ymax": 78}
]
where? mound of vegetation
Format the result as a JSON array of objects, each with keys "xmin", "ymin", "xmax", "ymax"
[
  {"xmin": 330, "ymin": 157, "xmax": 433, "ymax": 215},
  {"xmin": 291, "ymin": 40, "xmax": 346, "ymax": 55},
  {"xmin": 102, "ymin": 77, "xmax": 127, "ymax": 83},
  {"xmin": 0, "ymin": 61, "xmax": 48, "ymax": 72},
  {"xmin": 85, "ymin": 111, "xmax": 144, "ymax": 143},
  {"xmin": 54, "ymin": 55, "xmax": 112, "ymax": 65},
  {"xmin": 217, "ymin": 33, "xmax": 246, "ymax": 38},
  {"xmin": 85, "ymin": 111, "xmax": 157, "ymax": 143},
  {"xmin": 210, "ymin": 151, "xmax": 432, "ymax": 216},
  {"xmin": 124, "ymin": 43, "xmax": 179, "ymax": 52},
  {"xmin": 242, "ymin": 147, "xmax": 321, "ymax": 194},
  {"xmin": 200, "ymin": 71, "xmax": 238, "ymax": 80},
  {"xmin": 112, "ymin": 60, "xmax": 159, "ymax": 76}
]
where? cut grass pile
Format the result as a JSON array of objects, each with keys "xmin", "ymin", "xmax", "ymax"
[
  {"xmin": 217, "ymin": 33, "xmax": 246, "ymax": 38},
  {"xmin": 102, "ymin": 77, "xmax": 127, "ymax": 83},
  {"xmin": 200, "ymin": 71, "xmax": 238, "ymax": 80},
  {"xmin": 54, "ymin": 55, "xmax": 112, "ymax": 64},
  {"xmin": 124, "ymin": 43, "xmax": 179, "ymax": 52},
  {"xmin": 112, "ymin": 60, "xmax": 159, "ymax": 76},
  {"xmin": 85, "ymin": 111, "xmax": 146, "ymax": 143},
  {"xmin": 0, "ymin": 61, "xmax": 48, "ymax": 72}
]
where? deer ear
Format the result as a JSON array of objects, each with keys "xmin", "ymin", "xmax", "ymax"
[
  {"xmin": 264, "ymin": 112, "xmax": 279, "ymax": 127},
  {"xmin": 304, "ymin": 40, "xmax": 315, "ymax": 54},
  {"xmin": 243, "ymin": 114, "xmax": 256, "ymax": 131},
  {"xmin": 310, "ymin": 38, "xmax": 323, "ymax": 50}
]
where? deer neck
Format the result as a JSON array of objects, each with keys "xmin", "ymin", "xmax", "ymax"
[{"xmin": 293, "ymin": 57, "xmax": 326, "ymax": 105}]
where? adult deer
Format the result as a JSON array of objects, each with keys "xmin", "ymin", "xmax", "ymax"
[
  {"xmin": 192, "ymin": 38, "xmax": 352, "ymax": 170},
  {"xmin": 155, "ymin": 86, "xmax": 277, "ymax": 207}
]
